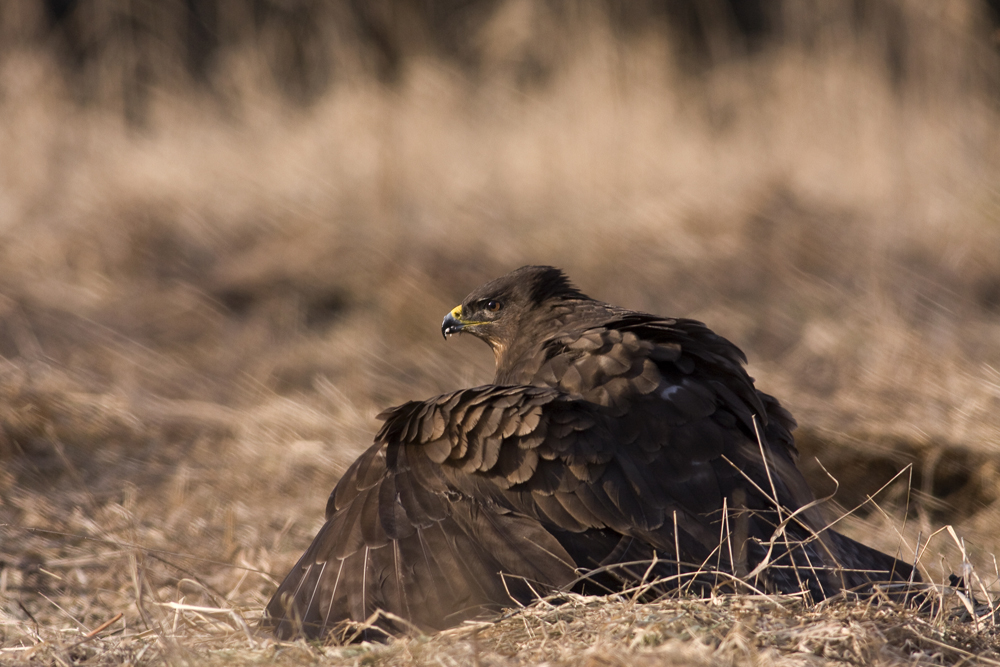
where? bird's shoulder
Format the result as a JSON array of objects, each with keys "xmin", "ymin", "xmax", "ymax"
[
  {"xmin": 533, "ymin": 310, "xmax": 767, "ymax": 427},
  {"xmin": 369, "ymin": 385, "xmax": 612, "ymax": 488}
]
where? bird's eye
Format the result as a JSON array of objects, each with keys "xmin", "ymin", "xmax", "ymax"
[{"xmin": 486, "ymin": 300, "xmax": 502, "ymax": 313}]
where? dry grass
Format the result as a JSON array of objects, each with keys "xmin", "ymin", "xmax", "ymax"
[
  {"xmin": 4, "ymin": 587, "xmax": 1000, "ymax": 666},
  {"xmin": 3, "ymin": 1, "xmax": 1000, "ymax": 664}
]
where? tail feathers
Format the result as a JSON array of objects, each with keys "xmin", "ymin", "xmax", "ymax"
[{"xmin": 828, "ymin": 531, "xmax": 922, "ymax": 596}]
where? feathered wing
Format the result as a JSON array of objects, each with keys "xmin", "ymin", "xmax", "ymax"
[
  {"xmin": 528, "ymin": 315, "xmax": 918, "ymax": 592},
  {"xmin": 264, "ymin": 313, "xmax": 918, "ymax": 639},
  {"xmin": 262, "ymin": 389, "xmax": 583, "ymax": 639}
]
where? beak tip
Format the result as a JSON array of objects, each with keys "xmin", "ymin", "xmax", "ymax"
[{"xmin": 441, "ymin": 312, "xmax": 463, "ymax": 339}]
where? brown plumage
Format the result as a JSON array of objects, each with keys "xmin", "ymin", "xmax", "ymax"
[{"xmin": 262, "ymin": 265, "xmax": 920, "ymax": 640}]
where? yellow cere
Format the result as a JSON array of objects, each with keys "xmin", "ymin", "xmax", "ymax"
[{"xmin": 451, "ymin": 303, "xmax": 490, "ymax": 326}]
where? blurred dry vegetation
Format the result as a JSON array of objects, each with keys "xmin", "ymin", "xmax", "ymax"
[{"xmin": 2, "ymin": 0, "xmax": 1000, "ymax": 664}]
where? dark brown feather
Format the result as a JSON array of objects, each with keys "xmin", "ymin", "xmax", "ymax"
[{"xmin": 262, "ymin": 266, "xmax": 922, "ymax": 640}]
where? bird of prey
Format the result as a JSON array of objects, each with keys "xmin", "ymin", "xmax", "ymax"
[{"xmin": 262, "ymin": 265, "xmax": 919, "ymax": 640}]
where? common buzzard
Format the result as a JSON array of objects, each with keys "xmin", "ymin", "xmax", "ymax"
[{"xmin": 263, "ymin": 266, "xmax": 918, "ymax": 639}]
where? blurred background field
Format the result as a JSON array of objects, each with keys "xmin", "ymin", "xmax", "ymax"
[{"xmin": 2, "ymin": 1, "xmax": 1000, "ymax": 664}]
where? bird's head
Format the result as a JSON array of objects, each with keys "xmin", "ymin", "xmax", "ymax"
[{"xmin": 441, "ymin": 266, "xmax": 587, "ymax": 366}]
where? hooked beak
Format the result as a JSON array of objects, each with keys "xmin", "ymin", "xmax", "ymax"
[{"xmin": 441, "ymin": 305, "xmax": 465, "ymax": 339}]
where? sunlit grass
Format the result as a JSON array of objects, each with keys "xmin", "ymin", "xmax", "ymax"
[{"xmin": 2, "ymin": 3, "xmax": 1000, "ymax": 663}]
